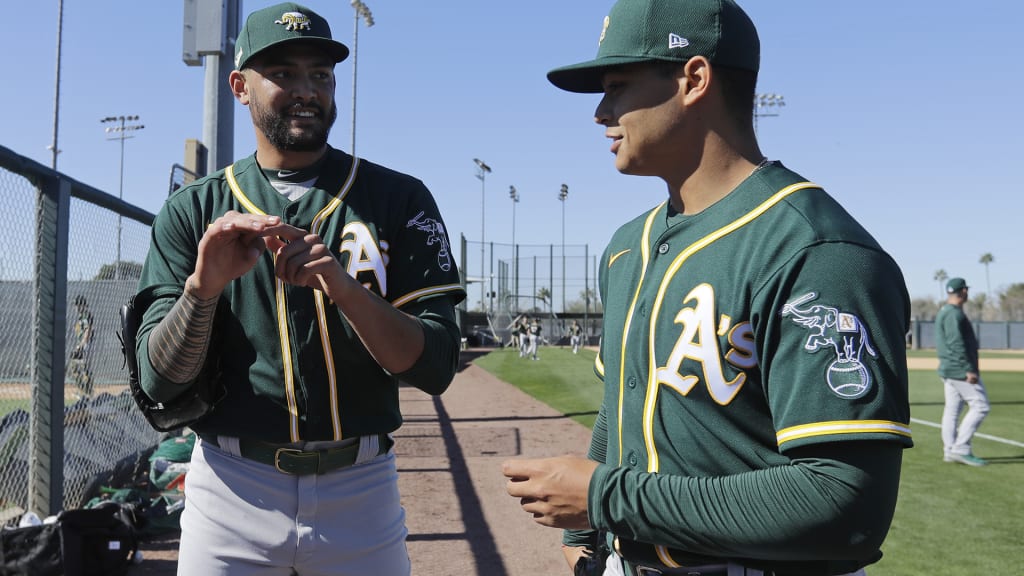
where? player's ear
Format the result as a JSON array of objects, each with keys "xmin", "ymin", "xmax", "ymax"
[
  {"xmin": 229, "ymin": 69, "xmax": 251, "ymax": 105},
  {"xmin": 680, "ymin": 55, "xmax": 711, "ymax": 106}
]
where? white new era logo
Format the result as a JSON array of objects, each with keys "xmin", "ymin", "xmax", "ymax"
[{"xmin": 668, "ymin": 33, "xmax": 689, "ymax": 49}]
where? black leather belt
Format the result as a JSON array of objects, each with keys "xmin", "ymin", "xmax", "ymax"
[{"xmin": 199, "ymin": 433, "xmax": 392, "ymax": 475}]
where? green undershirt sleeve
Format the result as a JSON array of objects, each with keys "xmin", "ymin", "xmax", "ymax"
[
  {"xmin": 588, "ymin": 440, "xmax": 902, "ymax": 562},
  {"xmin": 564, "ymin": 405, "xmax": 610, "ymax": 548}
]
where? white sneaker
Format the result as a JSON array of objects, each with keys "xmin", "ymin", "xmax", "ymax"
[{"xmin": 948, "ymin": 453, "xmax": 987, "ymax": 467}]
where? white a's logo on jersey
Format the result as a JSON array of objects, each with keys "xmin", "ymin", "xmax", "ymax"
[
  {"xmin": 406, "ymin": 211, "xmax": 452, "ymax": 272},
  {"xmin": 655, "ymin": 283, "xmax": 757, "ymax": 405},
  {"xmin": 339, "ymin": 222, "xmax": 388, "ymax": 295},
  {"xmin": 782, "ymin": 292, "xmax": 877, "ymax": 399}
]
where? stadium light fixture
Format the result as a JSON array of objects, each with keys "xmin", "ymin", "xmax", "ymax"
[
  {"xmin": 509, "ymin": 185, "xmax": 520, "ymax": 313},
  {"xmin": 753, "ymin": 93, "xmax": 785, "ymax": 134},
  {"xmin": 474, "ymin": 158, "xmax": 492, "ymax": 313},
  {"xmin": 559, "ymin": 184, "xmax": 569, "ymax": 316},
  {"xmin": 350, "ymin": 1, "xmax": 374, "ymax": 156},
  {"xmin": 101, "ymin": 115, "xmax": 144, "ymax": 280}
]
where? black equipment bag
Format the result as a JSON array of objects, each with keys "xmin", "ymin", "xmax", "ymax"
[{"xmin": 0, "ymin": 505, "xmax": 137, "ymax": 576}]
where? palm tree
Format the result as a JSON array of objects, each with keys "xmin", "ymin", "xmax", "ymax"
[
  {"xmin": 933, "ymin": 269, "xmax": 948, "ymax": 298},
  {"xmin": 979, "ymin": 253, "xmax": 994, "ymax": 298},
  {"xmin": 536, "ymin": 287, "xmax": 551, "ymax": 306}
]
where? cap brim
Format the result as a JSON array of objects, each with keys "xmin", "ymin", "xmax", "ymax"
[
  {"xmin": 244, "ymin": 37, "xmax": 350, "ymax": 69},
  {"xmin": 547, "ymin": 55, "xmax": 655, "ymax": 93}
]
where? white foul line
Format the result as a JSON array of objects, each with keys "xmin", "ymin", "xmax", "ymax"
[{"xmin": 910, "ymin": 417, "xmax": 1024, "ymax": 449}]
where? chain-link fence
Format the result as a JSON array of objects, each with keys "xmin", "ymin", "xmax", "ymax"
[
  {"xmin": 0, "ymin": 145, "xmax": 160, "ymax": 525},
  {"xmin": 459, "ymin": 236, "xmax": 603, "ymax": 348}
]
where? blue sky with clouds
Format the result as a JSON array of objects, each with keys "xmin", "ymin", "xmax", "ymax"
[{"xmin": 4, "ymin": 0, "xmax": 1022, "ymax": 303}]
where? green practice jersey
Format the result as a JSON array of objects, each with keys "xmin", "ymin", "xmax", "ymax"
[
  {"xmin": 581, "ymin": 162, "xmax": 912, "ymax": 573},
  {"xmin": 136, "ymin": 148, "xmax": 465, "ymax": 443}
]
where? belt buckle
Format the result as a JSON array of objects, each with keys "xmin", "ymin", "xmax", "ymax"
[{"xmin": 274, "ymin": 447, "xmax": 316, "ymax": 474}]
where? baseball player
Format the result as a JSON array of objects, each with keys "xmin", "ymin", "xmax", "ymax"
[
  {"xmin": 527, "ymin": 317, "xmax": 542, "ymax": 360},
  {"xmin": 502, "ymin": 1, "xmax": 913, "ymax": 575},
  {"xmin": 518, "ymin": 316, "xmax": 531, "ymax": 358},
  {"xmin": 131, "ymin": 4, "xmax": 464, "ymax": 574},
  {"xmin": 568, "ymin": 319, "xmax": 583, "ymax": 354},
  {"xmin": 68, "ymin": 295, "xmax": 94, "ymax": 396},
  {"xmin": 935, "ymin": 277, "xmax": 989, "ymax": 466}
]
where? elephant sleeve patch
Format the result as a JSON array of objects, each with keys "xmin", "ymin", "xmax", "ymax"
[{"xmin": 781, "ymin": 292, "xmax": 878, "ymax": 399}]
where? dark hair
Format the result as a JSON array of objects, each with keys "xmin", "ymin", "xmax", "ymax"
[
  {"xmin": 74, "ymin": 295, "xmax": 87, "ymax": 306},
  {"xmin": 651, "ymin": 60, "xmax": 757, "ymax": 133}
]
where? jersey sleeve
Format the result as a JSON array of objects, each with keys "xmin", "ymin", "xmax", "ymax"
[
  {"xmin": 385, "ymin": 181, "xmax": 466, "ymax": 308},
  {"xmin": 755, "ymin": 241, "xmax": 913, "ymax": 451},
  {"xmin": 134, "ymin": 196, "xmax": 205, "ymax": 402}
]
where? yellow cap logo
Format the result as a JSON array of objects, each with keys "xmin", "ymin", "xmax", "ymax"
[
  {"xmin": 598, "ymin": 16, "xmax": 610, "ymax": 46},
  {"xmin": 275, "ymin": 11, "xmax": 311, "ymax": 31}
]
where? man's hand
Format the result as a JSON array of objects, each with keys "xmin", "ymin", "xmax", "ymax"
[
  {"xmin": 966, "ymin": 371, "xmax": 979, "ymax": 384},
  {"xmin": 263, "ymin": 224, "xmax": 356, "ymax": 303},
  {"xmin": 191, "ymin": 212, "xmax": 282, "ymax": 299},
  {"xmin": 502, "ymin": 455, "xmax": 599, "ymax": 529}
]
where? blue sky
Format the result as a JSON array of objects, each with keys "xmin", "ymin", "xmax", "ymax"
[{"xmin": 4, "ymin": 1, "xmax": 1022, "ymax": 302}]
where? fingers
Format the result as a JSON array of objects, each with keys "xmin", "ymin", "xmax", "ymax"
[{"xmin": 207, "ymin": 211, "xmax": 280, "ymax": 237}]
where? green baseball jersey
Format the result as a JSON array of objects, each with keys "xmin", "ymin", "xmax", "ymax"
[
  {"xmin": 935, "ymin": 303, "xmax": 978, "ymax": 379},
  {"xmin": 135, "ymin": 147, "xmax": 465, "ymax": 443},
  {"xmin": 576, "ymin": 162, "xmax": 912, "ymax": 573}
]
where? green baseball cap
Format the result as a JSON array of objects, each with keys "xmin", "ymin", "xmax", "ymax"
[
  {"xmin": 548, "ymin": 0, "xmax": 760, "ymax": 93},
  {"xmin": 234, "ymin": 2, "xmax": 349, "ymax": 70},
  {"xmin": 946, "ymin": 278, "xmax": 969, "ymax": 293}
]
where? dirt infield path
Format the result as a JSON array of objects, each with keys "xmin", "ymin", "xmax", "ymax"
[
  {"xmin": 397, "ymin": 349, "xmax": 592, "ymax": 575},
  {"xmin": 129, "ymin": 349, "xmax": 591, "ymax": 575}
]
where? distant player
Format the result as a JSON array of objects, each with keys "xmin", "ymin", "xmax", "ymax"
[
  {"xmin": 518, "ymin": 316, "xmax": 531, "ymax": 358},
  {"xmin": 503, "ymin": 1, "xmax": 912, "ymax": 575},
  {"xmin": 131, "ymin": 4, "xmax": 464, "ymax": 574},
  {"xmin": 527, "ymin": 317, "xmax": 542, "ymax": 361},
  {"xmin": 68, "ymin": 295, "xmax": 94, "ymax": 396},
  {"xmin": 935, "ymin": 277, "xmax": 989, "ymax": 466},
  {"xmin": 567, "ymin": 320, "xmax": 583, "ymax": 354}
]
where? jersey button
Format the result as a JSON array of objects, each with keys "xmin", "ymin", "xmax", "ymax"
[
  {"xmin": 627, "ymin": 452, "xmax": 638, "ymax": 466},
  {"xmin": 658, "ymin": 243, "xmax": 669, "ymax": 254},
  {"xmin": 627, "ymin": 377, "xmax": 637, "ymax": 389}
]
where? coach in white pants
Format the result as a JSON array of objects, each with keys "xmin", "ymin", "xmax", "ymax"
[{"xmin": 935, "ymin": 277, "xmax": 990, "ymax": 467}]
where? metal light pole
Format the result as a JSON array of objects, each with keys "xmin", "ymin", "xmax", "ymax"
[
  {"xmin": 48, "ymin": 0, "xmax": 64, "ymax": 169},
  {"xmin": 754, "ymin": 93, "xmax": 785, "ymax": 134},
  {"xmin": 473, "ymin": 158, "xmax": 492, "ymax": 312},
  {"xmin": 101, "ymin": 115, "xmax": 145, "ymax": 280},
  {"xmin": 350, "ymin": 0, "xmax": 374, "ymax": 156},
  {"xmin": 558, "ymin": 183, "xmax": 568, "ymax": 317},
  {"xmin": 509, "ymin": 185, "xmax": 520, "ymax": 313}
]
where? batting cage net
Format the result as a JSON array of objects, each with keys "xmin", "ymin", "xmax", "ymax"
[{"xmin": 0, "ymin": 145, "xmax": 161, "ymax": 524}]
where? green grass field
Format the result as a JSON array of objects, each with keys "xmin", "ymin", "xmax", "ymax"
[{"xmin": 474, "ymin": 346, "xmax": 1024, "ymax": 575}]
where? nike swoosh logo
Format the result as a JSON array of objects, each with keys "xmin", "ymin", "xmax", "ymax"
[{"xmin": 608, "ymin": 249, "xmax": 631, "ymax": 267}]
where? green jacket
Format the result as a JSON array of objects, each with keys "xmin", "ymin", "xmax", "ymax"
[{"xmin": 935, "ymin": 303, "xmax": 979, "ymax": 379}]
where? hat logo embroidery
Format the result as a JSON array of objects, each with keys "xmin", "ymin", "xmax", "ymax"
[
  {"xmin": 668, "ymin": 33, "xmax": 690, "ymax": 49},
  {"xmin": 781, "ymin": 292, "xmax": 877, "ymax": 400},
  {"xmin": 598, "ymin": 16, "xmax": 610, "ymax": 46},
  {"xmin": 275, "ymin": 11, "xmax": 312, "ymax": 31},
  {"xmin": 234, "ymin": 47, "xmax": 244, "ymax": 68}
]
